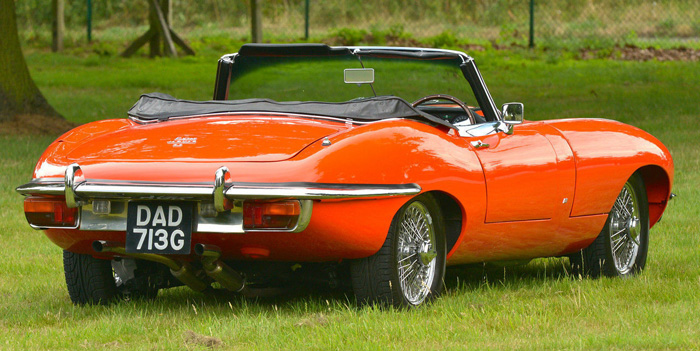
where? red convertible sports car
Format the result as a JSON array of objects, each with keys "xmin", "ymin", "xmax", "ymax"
[{"xmin": 17, "ymin": 45, "xmax": 674, "ymax": 307}]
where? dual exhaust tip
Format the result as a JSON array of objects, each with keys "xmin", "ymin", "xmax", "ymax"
[{"xmin": 93, "ymin": 240, "xmax": 245, "ymax": 293}]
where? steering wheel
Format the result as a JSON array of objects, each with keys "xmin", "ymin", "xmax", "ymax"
[{"xmin": 411, "ymin": 94, "xmax": 476, "ymax": 125}]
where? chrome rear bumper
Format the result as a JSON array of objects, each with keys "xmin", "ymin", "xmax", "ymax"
[{"xmin": 17, "ymin": 164, "xmax": 421, "ymax": 233}]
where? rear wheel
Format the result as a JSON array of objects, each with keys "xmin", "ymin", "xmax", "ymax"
[
  {"xmin": 350, "ymin": 194, "xmax": 446, "ymax": 307},
  {"xmin": 63, "ymin": 251, "xmax": 161, "ymax": 305},
  {"xmin": 570, "ymin": 172, "xmax": 649, "ymax": 278},
  {"xmin": 63, "ymin": 251, "xmax": 118, "ymax": 305}
]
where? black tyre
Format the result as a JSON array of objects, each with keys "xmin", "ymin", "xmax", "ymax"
[
  {"xmin": 350, "ymin": 193, "xmax": 446, "ymax": 307},
  {"xmin": 63, "ymin": 250, "xmax": 118, "ymax": 305},
  {"xmin": 570, "ymin": 172, "xmax": 649, "ymax": 278},
  {"xmin": 63, "ymin": 251, "xmax": 161, "ymax": 305}
]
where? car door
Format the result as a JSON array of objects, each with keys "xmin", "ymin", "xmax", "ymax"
[{"xmin": 463, "ymin": 121, "xmax": 575, "ymax": 223}]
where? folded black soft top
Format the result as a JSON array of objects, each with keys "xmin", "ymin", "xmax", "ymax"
[{"xmin": 128, "ymin": 92, "xmax": 454, "ymax": 129}]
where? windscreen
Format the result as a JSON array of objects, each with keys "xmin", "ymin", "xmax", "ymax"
[
  {"xmin": 228, "ymin": 55, "xmax": 373, "ymax": 102},
  {"xmin": 227, "ymin": 51, "xmax": 477, "ymax": 107}
]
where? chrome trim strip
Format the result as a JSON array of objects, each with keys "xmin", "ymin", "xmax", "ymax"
[
  {"xmin": 457, "ymin": 121, "xmax": 513, "ymax": 138},
  {"xmin": 16, "ymin": 181, "xmax": 64, "ymax": 196},
  {"xmin": 344, "ymin": 46, "xmax": 472, "ymax": 63},
  {"xmin": 77, "ymin": 183, "xmax": 214, "ymax": 199},
  {"xmin": 224, "ymin": 185, "xmax": 420, "ymax": 199},
  {"xmin": 18, "ymin": 179, "xmax": 421, "ymax": 200}
]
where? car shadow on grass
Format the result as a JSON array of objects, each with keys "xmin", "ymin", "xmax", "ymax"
[
  {"xmin": 124, "ymin": 287, "xmax": 354, "ymax": 317},
  {"xmin": 118, "ymin": 256, "xmax": 577, "ymax": 312},
  {"xmin": 444, "ymin": 256, "xmax": 575, "ymax": 291}
]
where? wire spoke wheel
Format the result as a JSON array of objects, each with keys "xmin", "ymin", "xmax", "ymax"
[
  {"xmin": 609, "ymin": 183, "xmax": 641, "ymax": 274},
  {"xmin": 569, "ymin": 172, "xmax": 649, "ymax": 278},
  {"xmin": 350, "ymin": 194, "xmax": 445, "ymax": 307},
  {"xmin": 396, "ymin": 201, "xmax": 437, "ymax": 305}
]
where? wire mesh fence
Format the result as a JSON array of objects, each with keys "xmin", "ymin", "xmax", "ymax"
[
  {"xmin": 531, "ymin": 0, "xmax": 700, "ymax": 49},
  {"xmin": 14, "ymin": 0, "xmax": 700, "ymax": 50},
  {"xmin": 299, "ymin": 0, "xmax": 700, "ymax": 49}
]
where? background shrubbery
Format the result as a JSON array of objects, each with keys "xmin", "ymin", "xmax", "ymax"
[{"xmin": 15, "ymin": 0, "xmax": 700, "ymax": 51}]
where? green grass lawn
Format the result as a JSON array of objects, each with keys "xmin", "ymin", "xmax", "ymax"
[{"xmin": 1, "ymin": 50, "xmax": 698, "ymax": 350}]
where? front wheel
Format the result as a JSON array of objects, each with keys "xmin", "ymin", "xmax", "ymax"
[
  {"xmin": 350, "ymin": 194, "xmax": 446, "ymax": 307},
  {"xmin": 570, "ymin": 172, "xmax": 649, "ymax": 278}
]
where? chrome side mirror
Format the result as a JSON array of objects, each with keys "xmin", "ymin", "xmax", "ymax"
[{"xmin": 501, "ymin": 102, "xmax": 524, "ymax": 125}]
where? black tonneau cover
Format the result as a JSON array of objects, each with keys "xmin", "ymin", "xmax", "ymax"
[{"xmin": 128, "ymin": 92, "xmax": 454, "ymax": 129}]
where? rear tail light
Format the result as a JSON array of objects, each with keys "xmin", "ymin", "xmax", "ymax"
[
  {"xmin": 23, "ymin": 196, "xmax": 79, "ymax": 228},
  {"xmin": 243, "ymin": 200, "xmax": 301, "ymax": 230}
]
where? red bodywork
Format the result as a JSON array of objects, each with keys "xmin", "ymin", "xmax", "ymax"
[{"xmin": 28, "ymin": 113, "xmax": 673, "ymax": 265}]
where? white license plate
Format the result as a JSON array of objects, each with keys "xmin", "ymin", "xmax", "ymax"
[{"xmin": 125, "ymin": 202, "xmax": 193, "ymax": 254}]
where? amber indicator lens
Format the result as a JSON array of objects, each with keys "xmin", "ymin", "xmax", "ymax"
[
  {"xmin": 243, "ymin": 200, "xmax": 301, "ymax": 230},
  {"xmin": 24, "ymin": 196, "xmax": 78, "ymax": 228}
]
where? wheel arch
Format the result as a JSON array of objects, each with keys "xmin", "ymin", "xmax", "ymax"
[
  {"xmin": 424, "ymin": 190, "xmax": 464, "ymax": 258},
  {"xmin": 635, "ymin": 165, "xmax": 672, "ymax": 228}
]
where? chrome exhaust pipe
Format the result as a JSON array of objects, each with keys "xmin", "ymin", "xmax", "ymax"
[
  {"xmin": 194, "ymin": 244, "xmax": 246, "ymax": 293},
  {"xmin": 93, "ymin": 240, "xmax": 208, "ymax": 292}
]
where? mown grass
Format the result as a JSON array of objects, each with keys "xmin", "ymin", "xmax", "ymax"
[{"xmin": 1, "ymin": 51, "xmax": 699, "ymax": 350}]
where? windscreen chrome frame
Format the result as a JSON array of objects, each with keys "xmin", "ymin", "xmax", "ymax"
[{"xmin": 214, "ymin": 46, "xmax": 502, "ymax": 122}]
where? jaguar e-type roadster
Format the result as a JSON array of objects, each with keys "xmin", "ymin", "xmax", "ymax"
[{"xmin": 17, "ymin": 44, "xmax": 674, "ymax": 307}]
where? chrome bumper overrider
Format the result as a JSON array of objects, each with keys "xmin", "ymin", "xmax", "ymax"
[{"xmin": 17, "ymin": 164, "xmax": 421, "ymax": 233}]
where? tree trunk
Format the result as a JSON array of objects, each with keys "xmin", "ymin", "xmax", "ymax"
[{"xmin": 1, "ymin": 0, "xmax": 63, "ymax": 123}]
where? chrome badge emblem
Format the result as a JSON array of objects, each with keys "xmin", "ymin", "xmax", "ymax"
[{"xmin": 167, "ymin": 137, "xmax": 197, "ymax": 147}]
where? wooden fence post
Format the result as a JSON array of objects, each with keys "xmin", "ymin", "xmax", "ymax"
[
  {"xmin": 251, "ymin": 0, "xmax": 262, "ymax": 43},
  {"xmin": 148, "ymin": 0, "xmax": 161, "ymax": 57},
  {"xmin": 529, "ymin": 0, "xmax": 535, "ymax": 48},
  {"xmin": 51, "ymin": 0, "xmax": 64, "ymax": 52},
  {"xmin": 121, "ymin": 0, "xmax": 195, "ymax": 57},
  {"xmin": 151, "ymin": 0, "xmax": 177, "ymax": 57}
]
